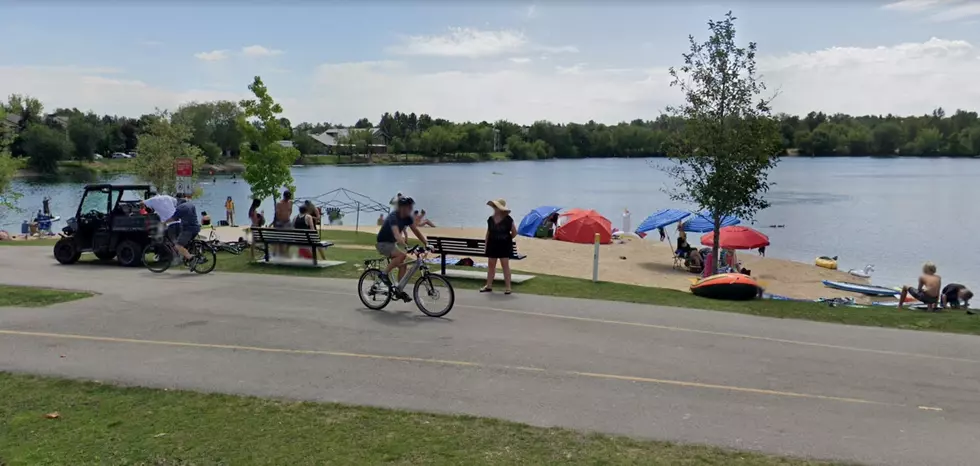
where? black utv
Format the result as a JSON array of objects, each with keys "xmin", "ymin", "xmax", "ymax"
[{"xmin": 53, "ymin": 184, "xmax": 160, "ymax": 267}]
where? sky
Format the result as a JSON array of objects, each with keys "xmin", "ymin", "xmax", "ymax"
[{"xmin": 2, "ymin": 0, "xmax": 980, "ymax": 125}]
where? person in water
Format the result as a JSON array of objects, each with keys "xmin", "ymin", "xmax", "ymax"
[
  {"xmin": 899, "ymin": 262, "xmax": 941, "ymax": 311},
  {"xmin": 940, "ymin": 283, "xmax": 973, "ymax": 311}
]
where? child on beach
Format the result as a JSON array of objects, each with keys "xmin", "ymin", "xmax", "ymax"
[
  {"xmin": 898, "ymin": 262, "xmax": 941, "ymax": 311},
  {"xmin": 225, "ymin": 196, "xmax": 236, "ymax": 227}
]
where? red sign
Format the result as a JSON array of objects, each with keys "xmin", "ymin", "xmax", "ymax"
[{"xmin": 175, "ymin": 158, "xmax": 193, "ymax": 177}]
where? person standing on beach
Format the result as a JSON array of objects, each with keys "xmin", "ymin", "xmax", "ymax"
[
  {"xmin": 225, "ymin": 196, "xmax": 236, "ymax": 227},
  {"xmin": 274, "ymin": 190, "xmax": 293, "ymax": 229},
  {"xmin": 481, "ymin": 199, "xmax": 518, "ymax": 295}
]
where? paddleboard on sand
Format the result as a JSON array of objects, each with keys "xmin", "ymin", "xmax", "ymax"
[{"xmin": 822, "ymin": 280, "xmax": 902, "ymax": 297}]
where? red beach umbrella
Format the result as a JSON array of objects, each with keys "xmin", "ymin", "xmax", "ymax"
[{"xmin": 699, "ymin": 226, "xmax": 770, "ymax": 250}]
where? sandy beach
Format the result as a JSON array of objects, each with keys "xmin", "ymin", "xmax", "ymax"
[
  {"xmin": 302, "ymin": 225, "xmax": 864, "ymax": 300},
  {"xmin": 3, "ymin": 224, "xmax": 866, "ymax": 299}
]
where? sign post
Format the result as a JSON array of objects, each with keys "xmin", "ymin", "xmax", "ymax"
[{"xmin": 175, "ymin": 158, "xmax": 193, "ymax": 196}]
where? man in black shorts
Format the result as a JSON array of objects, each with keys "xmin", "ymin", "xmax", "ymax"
[
  {"xmin": 941, "ymin": 283, "xmax": 973, "ymax": 311},
  {"xmin": 376, "ymin": 196, "xmax": 428, "ymax": 290}
]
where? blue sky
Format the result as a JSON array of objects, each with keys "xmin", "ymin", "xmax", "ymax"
[{"xmin": 3, "ymin": 1, "xmax": 980, "ymax": 124}]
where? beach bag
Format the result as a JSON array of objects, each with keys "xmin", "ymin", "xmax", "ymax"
[{"xmin": 457, "ymin": 258, "xmax": 475, "ymax": 267}]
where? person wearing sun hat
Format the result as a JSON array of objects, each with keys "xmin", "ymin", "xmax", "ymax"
[{"xmin": 482, "ymin": 199, "xmax": 518, "ymax": 295}]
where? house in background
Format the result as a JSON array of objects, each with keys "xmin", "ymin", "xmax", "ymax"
[{"xmin": 310, "ymin": 127, "xmax": 388, "ymax": 155}]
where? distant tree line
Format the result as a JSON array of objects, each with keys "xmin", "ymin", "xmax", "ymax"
[{"xmin": 3, "ymin": 92, "xmax": 979, "ymax": 176}]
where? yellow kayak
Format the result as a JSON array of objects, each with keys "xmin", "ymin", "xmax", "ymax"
[{"xmin": 815, "ymin": 256, "xmax": 838, "ymax": 270}]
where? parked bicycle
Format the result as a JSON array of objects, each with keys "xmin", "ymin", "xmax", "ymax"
[
  {"xmin": 357, "ymin": 245, "xmax": 455, "ymax": 317},
  {"xmin": 142, "ymin": 222, "xmax": 217, "ymax": 274},
  {"xmin": 205, "ymin": 226, "xmax": 248, "ymax": 255}
]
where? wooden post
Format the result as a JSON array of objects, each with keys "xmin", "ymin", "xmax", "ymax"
[{"xmin": 592, "ymin": 233, "xmax": 600, "ymax": 282}]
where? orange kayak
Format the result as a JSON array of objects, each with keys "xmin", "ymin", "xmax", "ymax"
[{"xmin": 691, "ymin": 273, "xmax": 760, "ymax": 301}]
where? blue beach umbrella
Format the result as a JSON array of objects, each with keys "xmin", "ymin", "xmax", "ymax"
[
  {"xmin": 681, "ymin": 211, "xmax": 741, "ymax": 233},
  {"xmin": 518, "ymin": 205, "xmax": 562, "ymax": 237},
  {"xmin": 635, "ymin": 209, "xmax": 691, "ymax": 234}
]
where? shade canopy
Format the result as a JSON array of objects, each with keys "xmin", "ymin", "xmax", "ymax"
[
  {"xmin": 555, "ymin": 211, "xmax": 612, "ymax": 244},
  {"xmin": 680, "ymin": 212, "xmax": 741, "ymax": 233},
  {"xmin": 517, "ymin": 205, "xmax": 562, "ymax": 237},
  {"xmin": 700, "ymin": 226, "xmax": 769, "ymax": 250},
  {"xmin": 635, "ymin": 209, "xmax": 691, "ymax": 234}
]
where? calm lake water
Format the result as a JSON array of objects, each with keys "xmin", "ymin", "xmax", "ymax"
[{"xmin": 6, "ymin": 157, "xmax": 978, "ymax": 288}]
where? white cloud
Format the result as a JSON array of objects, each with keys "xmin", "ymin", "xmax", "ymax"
[
  {"xmin": 3, "ymin": 37, "xmax": 980, "ymax": 125},
  {"xmin": 759, "ymin": 37, "xmax": 980, "ymax": 116},
  {"xmin": 509, "ymin": 57, "xmax": 532, "ymax": 64},
  {"xmin": 524, "ymin": 4, "xmax": 538, "ymax": 20},
  {"xmin": 241, "ymin": 45, "xmax": 284, "ymax": 57},
  {"xmin": 0, "ymin": 65, "xmax": 243, "ymax": 116},
  {"xmin": 194, "ymin": 50, "xmax": 229, "ymax": 61},
  {"xmin": 140, "ymin": 40, "xmax": 164, "ymax": 47},
  {"xmin": 388, "ymin": 28, "xmax": 528, "ymax": 58},
  {"xmin": 882, "ymin": 0, "xmax": 980, "ymax": 21},
  {"xmin": 386, "ymin": 27, "xmax": 576, "ymax": 59}
]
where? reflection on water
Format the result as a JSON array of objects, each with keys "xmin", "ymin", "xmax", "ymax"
[{"xmin": 6, "ymin": 157, "xmax": 979, "ymax": 287}]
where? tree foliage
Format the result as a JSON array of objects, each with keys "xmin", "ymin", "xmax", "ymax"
[
  {"xmin": 0, "ymin": 107, "xmax": 21, "ymax": 211},
  {"xmin": 134, "ymin": 112, "xmax": 205, "ymax": 194},
  {"xmin": 67, "ymin": 118, "xmax": 104, "ymax": 161},
  {"xmin": 662, "ymin": 12, "xmax": 782, "ymax": 268},
  {"xmin": 238, "ymin": 76, "xmax": 298, "ymax": 202},
  {"xmin": 19, "ymin": 124, "xmax": 72, "ymax": 174}
]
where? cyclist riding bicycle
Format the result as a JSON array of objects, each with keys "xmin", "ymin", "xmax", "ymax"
[
  {"xmin": 166, "ymin": 194, "xmax": 207, "ymax": 267},
  {"xmin": 376, "ymin": 196, "xmax": 428, "ymax": 293}
]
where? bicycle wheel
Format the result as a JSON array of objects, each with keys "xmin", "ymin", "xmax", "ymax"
[
  {"xmin": 142, "ymin": 242, "xmax": 173, "ymax": 273},
  {"xmin": 414, "ymin": 273, "xmax": 455, "ymax": 317},
  {"xmin": 358, "ymin": 269, "xmax": 392, "ymax": 310},
  {"xmin": 191, "ymin": 241, "xmax": 217, "ymax": 274}
]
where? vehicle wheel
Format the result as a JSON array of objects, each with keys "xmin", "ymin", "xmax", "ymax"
[
  {"xmin": 94, "ymin": 250, "xmax": 116, "ymax": 261},
  {"xmin": 191, "ymin": 242, "xmax": 217, "ymax": 274},
  {"xmin": 53, "ymin": 239, "xmax": 81, "ymax": 265},
  {"xmin": 142, "ymin": 243, "xmax": 172, "ymax": 273},
  {"xmin": 414, "ymin": 274, "xmax": 455, "ymax": 317},
  {"xmin": 358, "ymin": 269, "xmax": 392, "ymax": 310},
  {"xmin": 116, "ymin": 240, "xmax": 142, "ymax": 267}
]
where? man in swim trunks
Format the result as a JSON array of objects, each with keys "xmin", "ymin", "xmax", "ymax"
[
  {"xmin": 272, "ymin": 190, "xmax": 294, "ymax": 256},
  {"xmin": 898, "ymin": 262, "xmax": 941, "ymax": 311},
  {"xmin": 940, "ymin": 283, "xmax": 973, "ymax": 311}
]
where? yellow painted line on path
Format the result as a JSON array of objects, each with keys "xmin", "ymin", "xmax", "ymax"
[{"xmin": 0, "ymin": 328, "xmax": 896, "ymax": 407}]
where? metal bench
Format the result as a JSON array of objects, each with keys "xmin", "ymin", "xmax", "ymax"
[
  {"xmin": 251, "ymin": 228, "xmax": 334, "ymax": 266},
  {"xmin": 428, "ymin": 236, "xmax": 525, "ymax": 276}
]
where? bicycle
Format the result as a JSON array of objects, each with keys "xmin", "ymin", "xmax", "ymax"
[
  {"xmin": 357, "ymin": 245, "xmax": 455, "ymax": 317},
  {"xmin": 142, "ymin": 222, "xmax": 217, "ymax": 274},
  {"xmin": 205, "ymin": 226, "xmax": 248, "ymax": 255}
]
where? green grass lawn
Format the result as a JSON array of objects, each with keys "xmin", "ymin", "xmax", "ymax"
[
  {"xmin": 0, "ymin": 285, "xmax": 93, "ymax": 307},
  {"xmin": 0, "ymin": 373, "xmax": 836, "ymax": 466}
]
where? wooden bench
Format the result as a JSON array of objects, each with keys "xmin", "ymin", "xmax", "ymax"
[
  {"xmin": 429, "ymin": 236, "xmax": 526, "ymax": 276},
  {"xmin": 251, "ymin": 228, "xmax": 334, "ymax": 266}
]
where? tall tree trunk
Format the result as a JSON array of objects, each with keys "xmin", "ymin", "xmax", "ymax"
[{"xmin": 711, "ymin": 215, "xmax": 722, "ymax": 275}]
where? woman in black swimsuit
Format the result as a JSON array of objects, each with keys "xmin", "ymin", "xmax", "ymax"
[{"xmin": 481, "ymin": 199, "xmax": 518, "ymax": 295}]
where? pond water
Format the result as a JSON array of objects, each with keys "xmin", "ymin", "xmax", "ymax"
[{"xmin": 6, "ymin": 157, "xmax": 978, "ymax": 287}]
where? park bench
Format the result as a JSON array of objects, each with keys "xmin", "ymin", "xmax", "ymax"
[
  {"xmin": 428, "ymin": 236, "xmax": 526, "ymax": 276},
  {"xmin": 251, "ymin": 227, "xmax": 334, "ymax": 266}
]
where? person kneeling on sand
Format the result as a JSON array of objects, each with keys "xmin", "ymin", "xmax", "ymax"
[
  {"xmin": 899, "ymin": 262, "xmax": 941, "ymax": 311},
  {"xmin": 941, "ymin": 283, "xmax": 973, "ymax": 313}
]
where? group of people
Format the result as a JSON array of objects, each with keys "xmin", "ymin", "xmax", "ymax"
[
  {"xmin": 899, "ymin": 262, "xmax": 973, "ymax": 313},
  {"xmin": 374, "ymin": 196, "xmax": 518, "ymax": 297}
]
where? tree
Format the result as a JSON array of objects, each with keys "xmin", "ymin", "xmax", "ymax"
[
  {"xmin": 238, "ymin": 76, "xmax": 299, "ymax": 202},
  {"xmin": 662, "ymin": 12, "xmax": 782, "ymax": 270},
  {"xmin": 134, "ymin": 112, "xmax": 205, "ymax": 194},
  {"xmin": 0, "ymin": 107, "xmax": 21, "ymax": 211},
  {"xmin": 20, "ymin": 124, "xmax": 72, "ymax": 174},
  {"xmin": 67, "ymin": 118, "xmax": 104, "ymax": 161}
]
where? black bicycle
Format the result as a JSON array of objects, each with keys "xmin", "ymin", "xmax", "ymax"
[
  {"xmin": 205, "ymin": 226, "xmax": 248, "ymax": 255},
  {"xmin": 142, "ymin": 222, "xmax": 217, "ymax": 274},
  {"xmin": 357, "ymin": 245, "xmax": 455, "ymax": 317}
]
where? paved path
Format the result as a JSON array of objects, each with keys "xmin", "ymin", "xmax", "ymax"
[{"xmin": 2, "ymin": 246, "xmax": 979, "ymax": 466}]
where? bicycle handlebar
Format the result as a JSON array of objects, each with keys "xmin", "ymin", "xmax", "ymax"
[{"xmin": 405, "ymin": 245, "xmax": 433, "ymax": 255}]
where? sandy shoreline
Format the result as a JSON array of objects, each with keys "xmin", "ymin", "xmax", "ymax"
[
  {"xmin": 304, "ymin": 225, "xmax": 863, "ymax": 300},
  {"xmin": 5, "ymin": 224, "xmax": 864, "ymax": 300}
]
